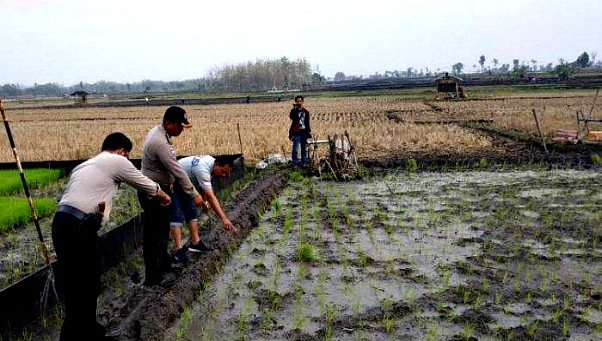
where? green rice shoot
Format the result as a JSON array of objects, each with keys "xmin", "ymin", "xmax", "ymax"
[
  {"xmin": 0, "ymin": 197, "xmax": 57, "ymax": 233},
  {"xmin": 0, "ymin": 169, "xmax": 64, "ymax": 196}
]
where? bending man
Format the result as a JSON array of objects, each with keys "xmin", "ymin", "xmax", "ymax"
[
  {"xmin": 170, "ymin": 155, "xmax": 237, "ymax": 263},
  {"xmin": 52, "ymin": 132, "xmax": 171, "ymax": 341}
]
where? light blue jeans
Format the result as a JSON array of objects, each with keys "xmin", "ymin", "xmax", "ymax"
[{"xmin": 291, "ymin": 135, "xmax": 308, "ymax": 166}]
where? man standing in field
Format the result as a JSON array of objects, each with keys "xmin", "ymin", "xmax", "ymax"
[
  {"xmin": 52, "ymin": 132, "xmax": 171, "ymax": 341},
  {"xmin": 288, "ymin": 95, "xmax": 312, "ymax": 167},
  {"xmin": 138, "ymin": 106, "xmax": 205, "ymax": 288},
  {"xmin": 169, "ymin": 155, "xmax": 237, "ymax": 264}
]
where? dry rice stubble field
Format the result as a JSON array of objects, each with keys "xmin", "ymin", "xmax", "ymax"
[{"xmin": 6, "ymin": 91, "xmax": 600, "ymax": 164}]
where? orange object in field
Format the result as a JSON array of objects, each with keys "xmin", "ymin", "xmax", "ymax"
[
  {"xmin": 553, "ymin": 129, "xmax": 578, "ymax": 143},
  {"xmin": 585, "ymin": 131, "xmax": 602, "ymax": 141}
]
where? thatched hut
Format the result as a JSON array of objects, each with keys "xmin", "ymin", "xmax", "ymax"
[{"xmin": 435, "ymin": 73, "xmax": 465, "ymax": 99}]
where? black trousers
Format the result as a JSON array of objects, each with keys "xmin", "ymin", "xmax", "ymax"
[
  {"xmin": 138, "ymin": 189, "xmax": 172, "ymax": 284},
  {"xmin": 52, "ymin": 211, "xmax": 104, "ymax": 341}
]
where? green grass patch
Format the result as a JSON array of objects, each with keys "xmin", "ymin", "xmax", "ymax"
[
  {"xmin": 406, "ymin": 157, "xmax": 418, "ymax": 172},
  {"xmin": 288, "ymin": 170, "xmax": 304, "ymax": 183},
  {"xmin": 0, "ymin": 168, "xmax": 64, "ymax": 196},
  {"xmin": 0, "ymin": 197, "xmax": 57, "ymax": 232},
  {"xmin": 296, "ymin": 243, "xmax": 317, "ymax": 262}
]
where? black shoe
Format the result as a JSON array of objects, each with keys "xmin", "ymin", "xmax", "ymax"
[
  {"xmin": 144, "ymin": 277, "xmax": 175, "ymax": 288},
  {"xmin": 172, "ymin": 248, "xmax": 189, "ymax": 265},
  {"xmin": 188, "ymin": 240, "xmax": 214, "ymax": 253}
]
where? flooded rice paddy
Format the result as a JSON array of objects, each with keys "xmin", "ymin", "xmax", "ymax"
[{"xmin": 166, "ymin": 169, "xmax": 601, "ymax": 340}]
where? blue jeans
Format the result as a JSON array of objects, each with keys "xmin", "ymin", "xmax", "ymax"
[
  {"xmin": 168, "ymin": 182, "xmax": 200, "ymax": 226},
  {"xmin": 291, "ymin": 135, "xmax": 308, "ymax": 166}
]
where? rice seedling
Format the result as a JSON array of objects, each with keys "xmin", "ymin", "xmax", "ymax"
[
  {"xmin": 0, "ymin": 168, "xmax": 64, "ymax": 196},
  {"xmin": 459, "ymin": 323, "xmax": 475, "ymax": 341},
  {"xmin": 406, "ymin": 157, "xmax": 418, "ymax": 172},
  {"xmin": 525, "ymin": 320, "xmax": 540, "ymax": 338},
  {"xmin": 296, "ymin": 243, "xmax": 317, "ymax": 263},
  {"xmin": 174, "ymin": 307, "xmax": 192, "ymax": 339},
  {"xmin": 381, "ymin": 314, "xmax": 395, "ymax": 334},
  {"xmin": 282, "ymin": 213, "xmax": 293, "ymax": 236},
  {"xmin": 323, "ymin": 303, "xmax": 337, "ymax": 339},
  {"xmin": 462, "ymin": 289, "xmax": 471, "ymax": 304},
  {"xmin": 425, "ymin": 326, "xmax": 440, "ymax": 341},
  {"xmin": 292, "ymin": 284, "xmax": 306, "ymax": 330},
  {"xmin": 0, "ymin": 197, "xmax": 57, "ymax": 232},
  {"xmin": 288, "ymin": 170, "xmax": 304, "ymax": 183},
  {"xmin": 270, "ymin": 199, "xmax": 281, "ymax": 216}
]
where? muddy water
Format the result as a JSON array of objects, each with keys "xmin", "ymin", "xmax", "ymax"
[
  {"xmin": 166, "ymin": 170, "xmax": 601, "ymax": 341},
  {"xmin": 0, "ymin": 181, "xmax": 143, "ymax": 289}
]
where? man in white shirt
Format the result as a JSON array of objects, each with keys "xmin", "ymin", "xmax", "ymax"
[
  {"xmin": 169, "ymin": 155, "xmax": 237, "ymax": 262},
  {"xmin": 52, "ymin": 132, "xmax": 171, "ymax": 341}
]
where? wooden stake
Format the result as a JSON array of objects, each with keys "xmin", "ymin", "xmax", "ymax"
[
  {"xmin": 532, "ymin": 108, "xmax": 551, "ymax": 169},
  {"xmin": 237, "ymin": 123, "xmax": 244, "ymax": 155}
]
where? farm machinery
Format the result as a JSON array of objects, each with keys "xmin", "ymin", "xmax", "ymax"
[{"xmin": 306, "ymin": 131, "xmax": 359, "ymax": 180}]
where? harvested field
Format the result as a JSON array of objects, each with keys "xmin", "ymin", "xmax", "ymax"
[{"xmin": 1, "ymin": 89, "xmax": 600, "ymax": 163}]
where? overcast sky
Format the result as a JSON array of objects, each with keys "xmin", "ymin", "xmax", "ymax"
[{"xmin": 2, "ymin": 0, "xmax": 601, "ymax": 86}]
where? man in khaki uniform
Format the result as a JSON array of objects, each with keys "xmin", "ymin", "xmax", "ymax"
[{"xmin": 138, "ymin": 106, "xmax": 204, "ymax": 288}]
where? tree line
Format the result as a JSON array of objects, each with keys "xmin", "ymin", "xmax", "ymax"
[
  {"xmin": 0, "ymin": 57, "xmax": 325, "ymax": 98},
  {"xmin": 1, "ymin": 52, "xmax": 600, "ymax": 98},
  {"xmin": 448, "ymin": 52, "xmax": 599, "ymax": 79},
  {"xmin": 333, "ymin": 52, "xmax": 600, "ymax": 82}
]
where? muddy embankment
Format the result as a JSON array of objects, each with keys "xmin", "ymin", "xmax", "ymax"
[{"xmin": 94, "ymin": 169, "xmax": 287, "ymax": 340}]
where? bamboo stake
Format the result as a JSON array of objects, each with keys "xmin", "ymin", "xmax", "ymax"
[
  {"xmin": 0, "ymin": 99, "xmax": 52, "ymax": 265},
  {"xmin": 236, "ymin": 122, "xmax": 244, "ymax": 155},
  {"xmin": 325, "ymin": 160, "xmax": 338, "ymax": 181},
  {"xmin": 532, "ymin": 108, "xmax": 551, "ymax": 169}
]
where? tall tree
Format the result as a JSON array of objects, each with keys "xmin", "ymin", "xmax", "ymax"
[
  {"xmin": 0, "ymin": 83, "xmax": 21, "ymax": 97},
  {"xmin": 555, "ymin": 61, "xmax": 574, "ymax": 80},
  {"xmin": 479, "ymin": 55, "xmax": 486, "ymax": 71},
  {"xmin": 452, "ymin": 63, "xmax": 464, "ymax": 75},
  {"xmin": 574, "ymin": 52, "xmax": 591, "ymax": 68},
  {"xmin": 334, "ymin": 72, "xmax": 346, "ymax": 82}
]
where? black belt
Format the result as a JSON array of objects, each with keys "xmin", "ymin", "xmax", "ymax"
[{"xmin": 56, "ymin": 204, "xmax": 88, "ymax": 220}]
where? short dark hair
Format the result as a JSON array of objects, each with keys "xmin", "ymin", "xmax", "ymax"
[
  {"xmin": 294, "ymin": 95, "xmax": 304, "ymax": 101},
  {"xmin": 214, "ymin": 155, "xmax": 235, "ymax": 168},
  {"xmin": 101, "ymin": 132, "xmax": 133, "ymax": 152},
  {"xmin": 163, "ymin": 106, "xmax": 187, "ymax": 124}
]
